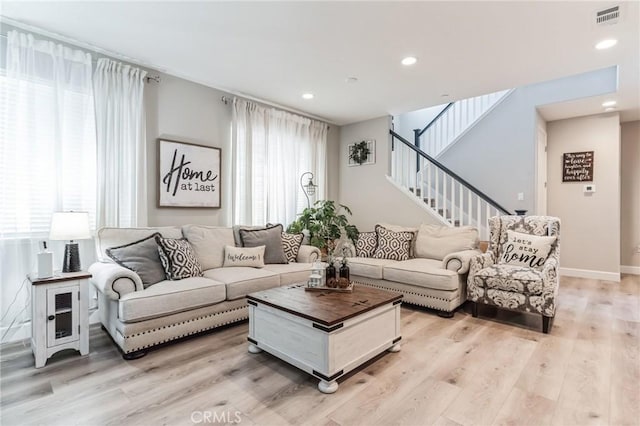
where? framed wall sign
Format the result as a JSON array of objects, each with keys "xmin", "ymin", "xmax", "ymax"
[
  {"xmin": 562, "ymin": 151, "xmax": 594, "ymax": 182},
  {"xmin": 158, "ymin": 139, "xmax": 221, "ymax": 208},
  {"xmin": 348, "ymin": 140, "xmax": 376, "ymax": 166}
]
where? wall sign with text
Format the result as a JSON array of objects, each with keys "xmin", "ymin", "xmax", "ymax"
[
  {"xmin": 158, "ymin": 139, "xmax": 221, "ymax": 208},
  {"xmin": 562, "ymin": 151, "xmax": 594, "ymax": 182}
]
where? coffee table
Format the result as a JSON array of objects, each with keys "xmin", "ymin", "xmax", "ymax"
[{"xmin": 246, "ymin": 283, "xmax": 402, "ymax": 393}]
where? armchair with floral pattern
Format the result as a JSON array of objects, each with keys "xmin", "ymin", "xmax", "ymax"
[{"xmin": 467, "ymin": 215, "xmax": 560, "ymax": 333}]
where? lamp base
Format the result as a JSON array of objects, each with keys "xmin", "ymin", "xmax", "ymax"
[{"xmin": 62, "ymin": 242, "xmax": 81, "ymax": 273}]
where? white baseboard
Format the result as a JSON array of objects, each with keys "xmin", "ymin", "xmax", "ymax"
[
  {"xmin": 620, "ymin": 265, "xmax": 640, "ymax": 275},
  {"xmin": 559, "ymin": 267, "xmax": 620, "ymax": 282}
]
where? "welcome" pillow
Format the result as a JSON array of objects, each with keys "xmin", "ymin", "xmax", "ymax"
[
  {"xmin": 223, "ymin": 245, "xmax": 265, "ymax": 268},
  {"xmin": 499, "ymin": 230, "xmax": 556, "ymax": 270}
]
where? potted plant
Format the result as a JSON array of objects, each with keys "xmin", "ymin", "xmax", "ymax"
[{"xmin": 287, "ymin": 200, "xmax": 359, "ymax": 255}]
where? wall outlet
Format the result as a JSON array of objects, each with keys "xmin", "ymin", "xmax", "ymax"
[{"xmin": 517, "ymin": 192, "xmax": 524, "ymax": 201}]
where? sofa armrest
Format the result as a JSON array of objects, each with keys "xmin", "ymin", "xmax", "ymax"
[
  {"xmin": 88, "ymin": 262, "xmax": 144, "ymax": 300},
  {"xmin": 297, "ymin": 245, "xmax": 321, "ymax": 263},
  {"xmin": 442, "ymin": 249, "xmax": 483, "ymax": 274}
]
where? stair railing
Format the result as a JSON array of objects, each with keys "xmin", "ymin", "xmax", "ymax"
[{"xmin": 390, "ymin": 129, "xmax": 511, "ymax": 239}]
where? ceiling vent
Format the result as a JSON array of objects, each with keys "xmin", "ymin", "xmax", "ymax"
[{"xmin": 595, "ymin": 5, "xmax": 620, "ymax": 25}]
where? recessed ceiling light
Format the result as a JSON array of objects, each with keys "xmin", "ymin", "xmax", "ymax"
[
  {"xmin": 602, "ymin": 100, "xmax": 617, "ymax": 107},
  {"xmin": 401, "ymin": 56, "xmax": 417, "ymax": 66},
  {"xmin": 346, "ymin": 77, "xmax": 358, "ymax": 84},
  {"xmin": 595, "ymin": 39, "xmax": 617, "ymax": 50},
  {"xmin": 302, "ymin": 93, "xmax": 314, "ymax": 100},
  {"xmin": 441, "ymin": 94, "xmax": 449, "ymax": 97},
  {"xmin": 604, "ymin": 107, "xmax": 616, "ymax": 112}
]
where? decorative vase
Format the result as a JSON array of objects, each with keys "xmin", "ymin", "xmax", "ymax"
[
  {"xmin": 326, "ymin": 263, "xmax": 336, "ymax": 282},
  {"xmin": 339, "ymin": 263, "xmax": 350, "ymax": 282}
]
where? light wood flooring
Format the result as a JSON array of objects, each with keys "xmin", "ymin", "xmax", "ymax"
[{"xmin": 1, "ymin": 275, "xmax": 638, "ymax": 426}]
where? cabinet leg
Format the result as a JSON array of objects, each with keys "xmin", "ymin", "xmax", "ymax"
[
  {"xmin": 318, "ymin": 380, "xmax": 339, "ymax": 394},
  {"xmin": 388, "ymin": 343, "xmax": 401, "ymax": 353},
  {"xmin": 34, "ymin": 353, "xmax": 47, "ymax": 369},
  {"xmin": 248, "ymin": 343, "xmax": 263, "ymax": 354},
  {"xmin": 471, "ymin": 302, "xmax": 478, "ymax": 318}
]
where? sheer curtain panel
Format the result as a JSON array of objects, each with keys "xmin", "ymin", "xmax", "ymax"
[
  {"xmin": 93, "ymin": 58, "xmax": 148, "ymax": 228},
  {"xmin": 231, "ymin": 98, "xmax": 327, "ymax": 226},
  {"xmin": 0, "ymin": 31, "xmax": 96, "ymax": 341}
]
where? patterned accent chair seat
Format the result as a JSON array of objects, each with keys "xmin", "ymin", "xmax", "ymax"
[{"xmin": 467, "ymin": 215, "xmax": 560, "ymax": 333}]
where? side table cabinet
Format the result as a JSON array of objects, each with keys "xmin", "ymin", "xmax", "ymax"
[{"xmin": 29, "ymin": 272, "xmax": 91, "ymax": 368}]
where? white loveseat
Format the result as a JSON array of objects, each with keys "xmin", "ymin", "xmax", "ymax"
[
  {"xmin": 89, "ymin": 225, "xmax": 320, "ymax": 358},
  {"xmin": 345, "ymin": 224, "xmax": 481, "ymax": 316}
]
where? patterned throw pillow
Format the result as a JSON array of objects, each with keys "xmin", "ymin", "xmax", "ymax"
[
  {"xmin": 373, "ymin": 225, "xmax": 414, "ymax": 261},
  {"xmin": 282, "ymin": 232, "xmax": 303, "ymax": 263},
  {"xmin": 499, "ymin": 230, "xmax": 556, "ymax": 270},
  {"xmin": 155, "ymin": 236, "xmax": 203, "ymax": 280},
  {"xmin": 356, "ymin": 231, "xmax": 377, "ymax": 258}
]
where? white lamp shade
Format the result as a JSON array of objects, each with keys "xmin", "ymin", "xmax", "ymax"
[{"xmin": 49, "ymin": 212, "xmax": 91, "ymax": 241}]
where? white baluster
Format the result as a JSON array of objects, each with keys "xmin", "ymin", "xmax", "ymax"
[
  {"xmin": 459, "ymin": 183, "xmax": 464, "ymax": 226},
  {"xmin": 443, "ymin": 172, "xmax": 448, "ymax": 220},
  {"xmin": 476, "ymin": 195, "xmax": 481, "ymax": 229},
  {"xmin": 435, "ymin": 168, "xmax": 440, "ymax": 216},
  {"xmin": 468, "ymin": 190, "xmax": 472, "ymax": 227},
  {"xmin": 427, "ymin": 161, "xmax": 432, "ymax": 210},
  {"xmin": 420, "ymin": 157, "xmax": 426, "ymax": 206}
]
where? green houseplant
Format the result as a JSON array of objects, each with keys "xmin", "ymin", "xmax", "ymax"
[{"xmin": 287, "ymin": 200, "xmax": 359, "ymax": 252}]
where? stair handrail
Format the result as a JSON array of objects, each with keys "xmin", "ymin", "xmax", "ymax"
[
  {"xmin": 414, "ymin": 102, "xmax": 454, "ymax": 137},
  {"xmin": 390, "ymin": 129, "xmax": 512, "ymax": 215}
]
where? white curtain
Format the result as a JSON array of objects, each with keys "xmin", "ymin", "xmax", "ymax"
[
  {"xmin": 231, "ymin": 98, "xmax": 327, "ymax": 226},
  {"xmin": 0, "ymin": 31, "xmax": 96, "ymax": 341},
  {"xmin": 93, "ymin": 58, "xmax": 147, "ymax": 228}
]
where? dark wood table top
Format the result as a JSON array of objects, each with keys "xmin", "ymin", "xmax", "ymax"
[
  {"xmin": 246, "ymin": 283, "xmax": 402, "ymax": 326},
  {"xmin": 28, "ymin": 271, "xmax": 92, "ymax": 285}
]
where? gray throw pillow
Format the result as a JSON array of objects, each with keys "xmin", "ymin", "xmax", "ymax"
[
  {"xmin": 239, "ymin": 224, "xmax": 288, "ymax": 264},
  {"xmin": 106, "ymin": 233, "xmax": 166, "ymax": 288}
]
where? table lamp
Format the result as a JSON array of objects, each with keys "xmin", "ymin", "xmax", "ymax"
[{"xmin": 49, "ymin": 212, "xmax": 91, "ymax": 273}]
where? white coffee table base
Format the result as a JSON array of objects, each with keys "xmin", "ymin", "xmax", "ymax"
[{"xmin": 247, "ymin": 299, "xmax": 401, "ymax": 393}]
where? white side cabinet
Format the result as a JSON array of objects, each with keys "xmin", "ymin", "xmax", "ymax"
[{"xmin": 28, "ymin": 272, "xmax": 91, "ymax": 368}]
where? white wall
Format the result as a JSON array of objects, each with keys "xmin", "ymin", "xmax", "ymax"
[
  {"xmin": 339, "ymin": 116, "xmax": 440, "ymax": 231},
  {"xmin": 437, "ymin": 67, "xmax": 618, "ymax": 214},
  {"xmin": 393, "ymin": 103, "xmax": 448, "ymax": 142},
  {"xmin": 621, "ymin": 121, "xmax": 640, "ymax": 270},
  {"xmin": 547, "ymin": 113, "xmax": 620, "ymax": 280}
]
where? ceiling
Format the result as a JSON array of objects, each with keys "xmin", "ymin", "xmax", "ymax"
[{"xmin": 2, "ymin": 1, "xmax": 638, "ymax": 125}]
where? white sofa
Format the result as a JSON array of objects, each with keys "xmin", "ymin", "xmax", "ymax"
[
  {"xmin": 345, "ymin": 224, "xmax": 481, "ymax": 316},
  {"xmin": 89, "ymin": 225, "xmax": 320, "ymax": 358}
]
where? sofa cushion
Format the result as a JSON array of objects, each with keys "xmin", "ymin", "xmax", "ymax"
[
  {"xmin": 223, "ymin": 245, "xmax": 265, "ymax": 268},
  {"xmin": 96, "ymin": 226, "xmax": 183, "ymax": 262},
  {"xmin": 498, "ymin": 230, "xmax": 556, "ymax": 270},
  {"xmin": 156, "ymin": 237, "xmax": 203, "ymax": 280},
  {"xmin": 204, "ymin": 267, "xmax": 280, "ymax": 300},
  {"xmin": 118, "ymin": 277, "xmax": 226, "ymax": 322},
  {"xmin": 355, "ymin": 231, "xmax": 377, "ymax": 258},
  {"xmin": 106, "ymin": 232, "xmax": 165, "ymax": 288},
  {"xmin": 383, "ymin": 258, "xmax": 459, "ymax": 291},
  {"xmin": 347, "ymin": 257, "xmax": 398, "ymax": 280},
  {"xmin": 282, "ymin": 232, "xmax": 304, "ymax": 263},
  {"xmin": 373, "ymin": 225, "xmax": 414, "ymax": 261},
  {"xmin": 263, "ymin": 263, "xmax": 313, "ymax": 285},
  {"xmin": 415, "ymin": 224, "xmax": 478, "ymax": 261},
  {"xmin": 239, "ymin": 224, "xmax": 288, "ymax": 264},
  {"xmin": 182, "ymin": 225, "xmax": 235, "ymax": 270},
  {"xmin": 472, "ymin": 264, "xmax": 544, "ymax": 296}
]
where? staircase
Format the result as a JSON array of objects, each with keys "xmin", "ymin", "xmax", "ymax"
[
  {"xmin": 412, "ymin": 89, "xmax": 511, "ymax": 158},
  {"xmin": 390, "ymin": 130, "xmax": 510, "ymax": 239}
]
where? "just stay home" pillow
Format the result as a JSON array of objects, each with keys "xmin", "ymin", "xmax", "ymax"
[{"xmin": 499, "ymin": 230, "xmax": 556, "ymax": 270}]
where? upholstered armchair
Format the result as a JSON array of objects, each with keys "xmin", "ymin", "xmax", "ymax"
[{"xmin": 467, "ymin": 215, "xmax": 560, "ymax": 333}]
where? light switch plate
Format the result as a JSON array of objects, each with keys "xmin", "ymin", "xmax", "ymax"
[{"xmin": 584, "ymin": 184, "xmax": 596, "ymax": 193}]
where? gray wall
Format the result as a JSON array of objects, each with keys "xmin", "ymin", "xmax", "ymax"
[
  {"xmin": 338, "ymin": 116, "xmax": 440, "ymax": 231},
  {"xmin": 547, "ymin": 113, "xmax": 620, "ymax": 278},
  {"xmin": 145, "ymin": 73, "xmax": 232, "ymax": 227},
  {"xmin": 437, "ymin": 67, "xmax": 618, "ymax": 214},
  {"xmin": 621, "ymin": 121, "xmax": 640, "ymax": 268},
  {"xmin": 145, "ymin": 74, "xmax": 341, "ymax": 227}
]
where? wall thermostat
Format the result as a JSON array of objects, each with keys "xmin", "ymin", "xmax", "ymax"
[{"xmin": 584, "ymin": 184, "xmax": 596, "ymax": 193}]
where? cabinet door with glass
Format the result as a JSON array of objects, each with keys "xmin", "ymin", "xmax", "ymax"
[{"xmin": 46, "ymin": 285, "xmax": 80, "ymax": 347}]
